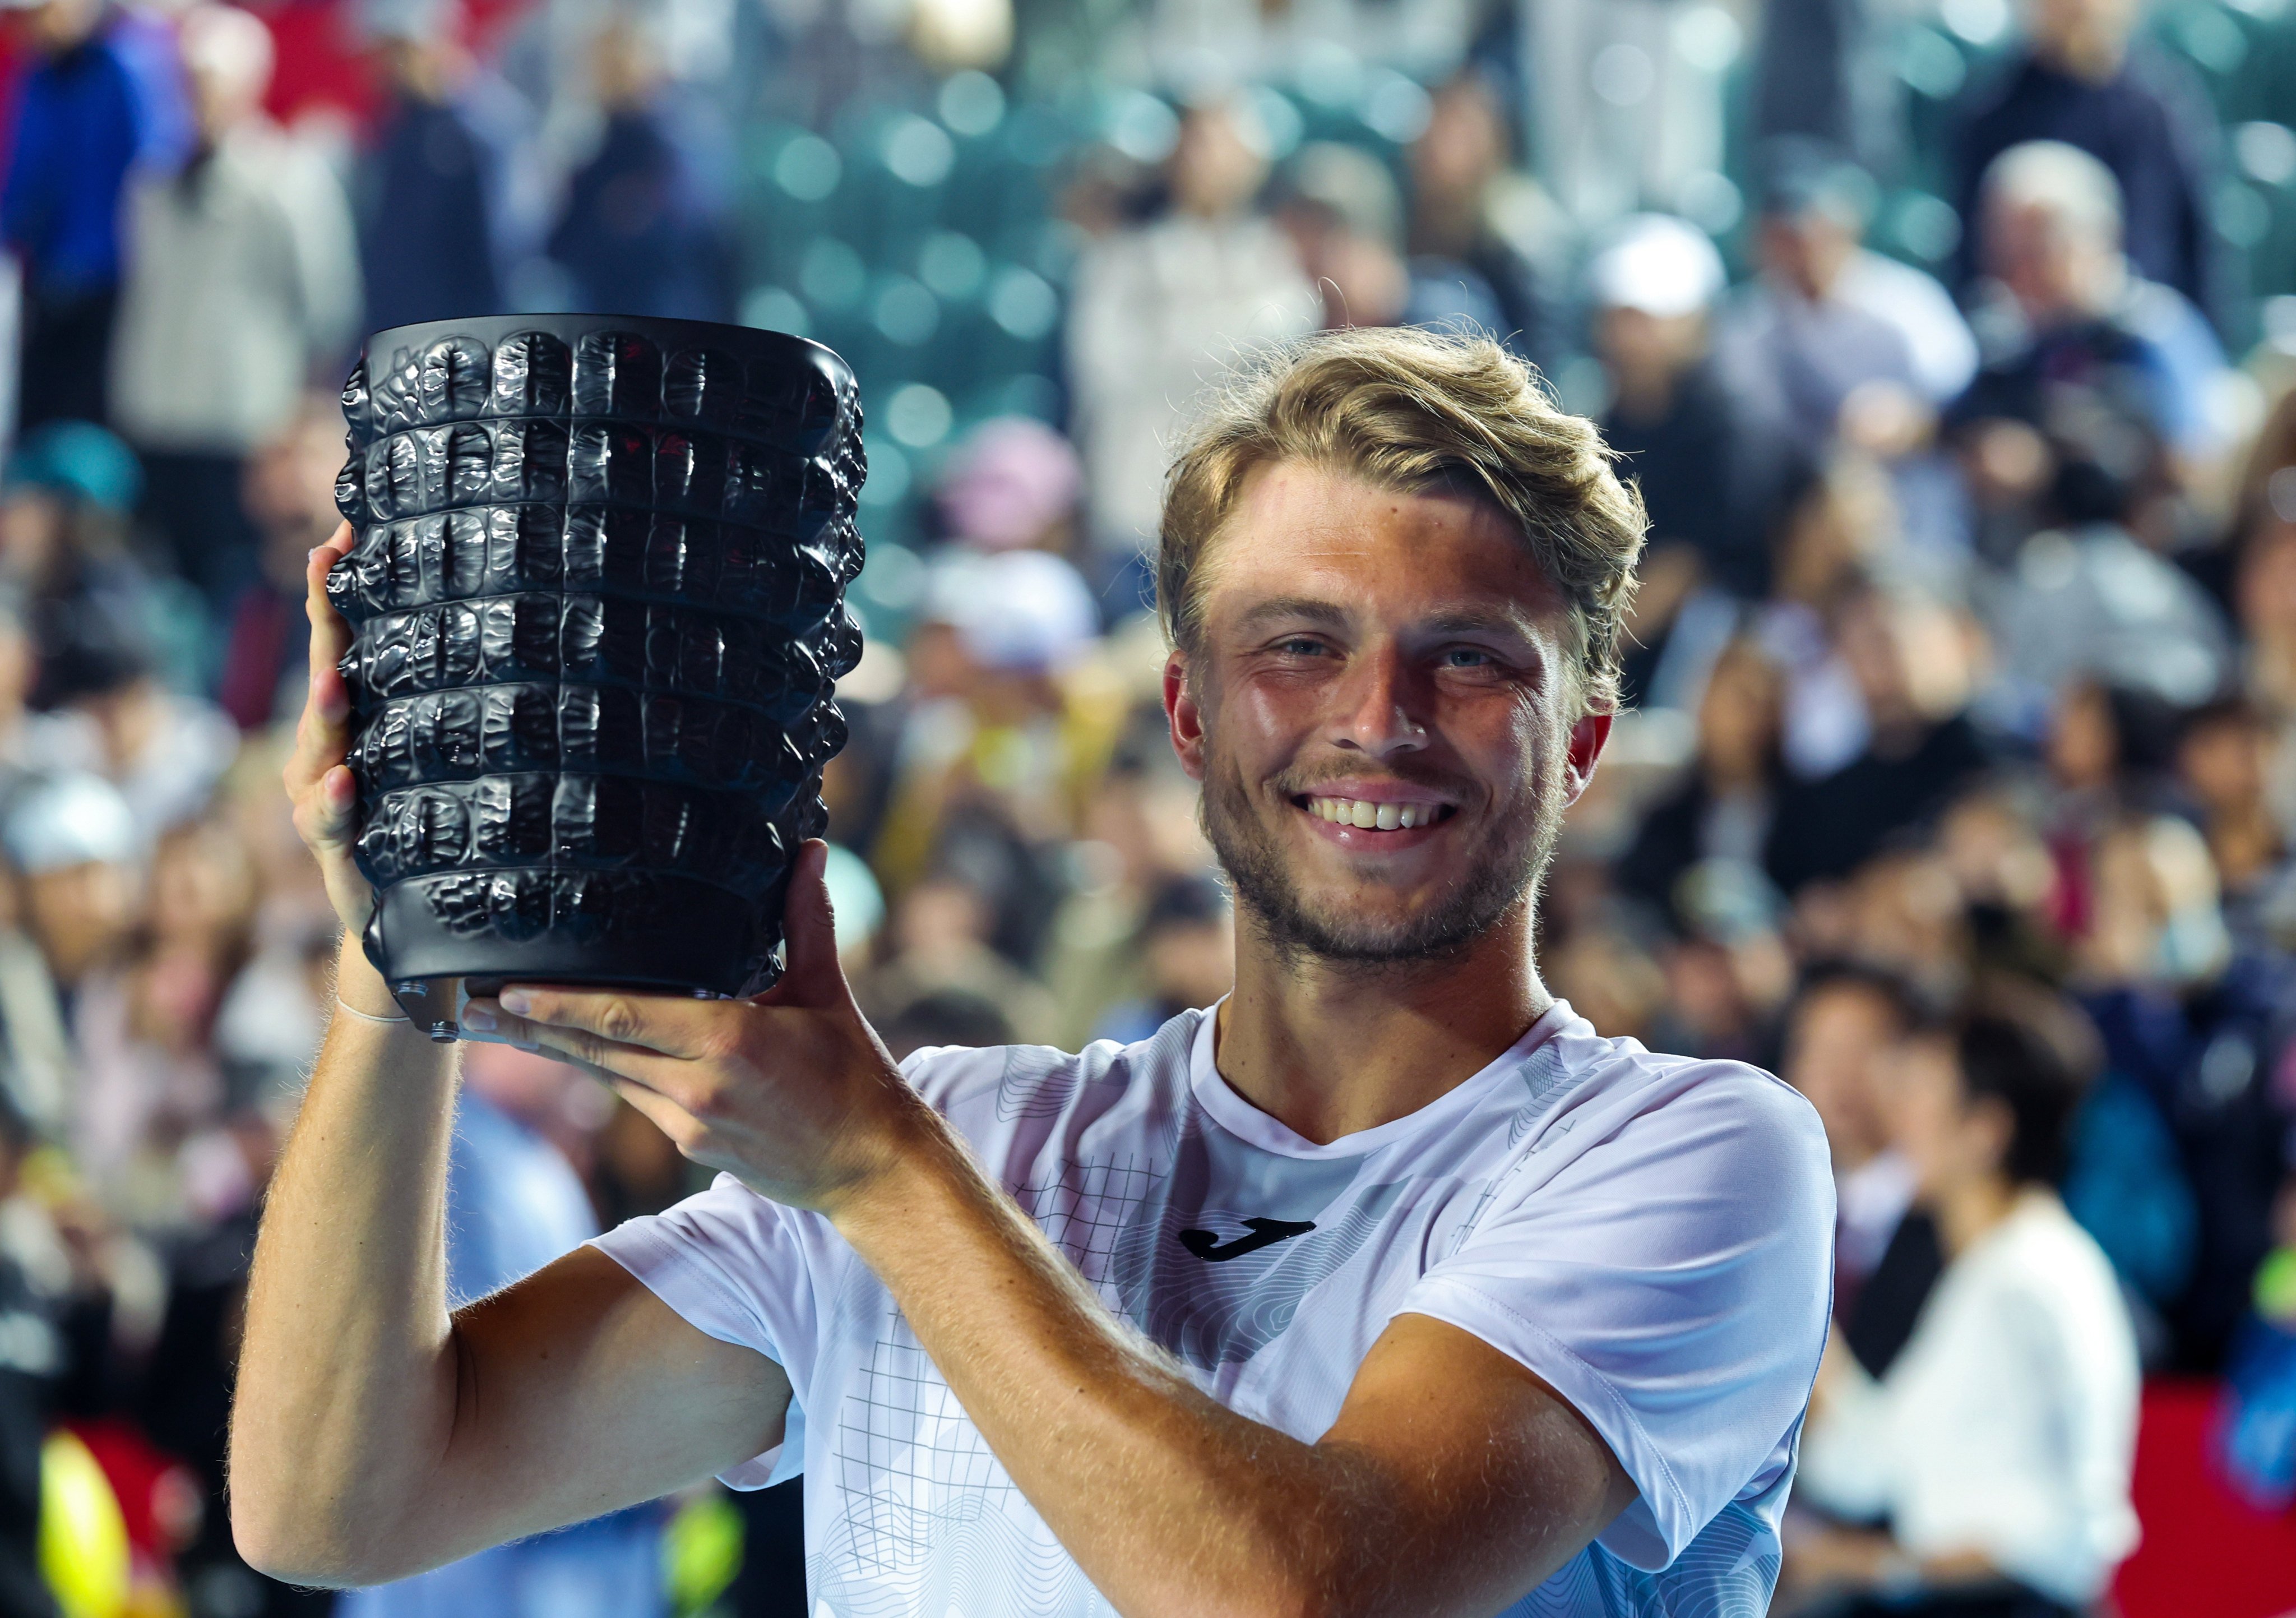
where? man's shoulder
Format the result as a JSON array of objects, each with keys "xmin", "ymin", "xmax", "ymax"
[{"xmin": 1532, "ymin": 1014, "xmax": 1829, "ymax": 1179}]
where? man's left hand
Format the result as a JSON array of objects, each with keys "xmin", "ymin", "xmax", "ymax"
[{"xmin": 462, "ymin": 840, "xmax": 932, "ymax": 1217}]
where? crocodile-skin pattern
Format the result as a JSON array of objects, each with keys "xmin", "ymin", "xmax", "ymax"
[{"xmin": 328, "ymin": 320, "xmax": 864, "ymax": 997}]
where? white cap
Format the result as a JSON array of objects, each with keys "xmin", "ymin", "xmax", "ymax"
[
  {"xmin": 925, "ymin": 549, "xmax": 1099, "ymax": 673},
  {"xmin": 3, "ymin": 773, "xmax": 137, "ymax": 874},
  {"xmin": 1586, "ymin": 213, "xmax": 1727, "ymax": 318}
]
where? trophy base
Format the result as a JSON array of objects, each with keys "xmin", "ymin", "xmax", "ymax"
[{"xmin": 387, "ymin": 976, "xmax": 730, "ymax": 1044}]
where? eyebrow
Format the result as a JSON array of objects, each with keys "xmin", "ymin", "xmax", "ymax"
[{"xmin": 1232, "ymin": 598, "xmax": 1545, "ymax": 642}]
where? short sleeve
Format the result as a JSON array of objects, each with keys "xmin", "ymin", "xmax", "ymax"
[
  {"xmin": 1394, "ymin": 1064, "xmax": 1835, "ymax": 1569},
  {"xmin": 590, "ymin": 1173, "xmax": 828, "ymax": 1489}
]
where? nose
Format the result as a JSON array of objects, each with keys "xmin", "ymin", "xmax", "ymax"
[{"xmin": 1330, "ymin": 641, "xmax": 1429, "ymax": 760}]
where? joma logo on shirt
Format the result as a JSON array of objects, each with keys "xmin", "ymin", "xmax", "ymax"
[{"xmin": 1178, "ymin": 1218, "xmax": 1317, "ymax": 1261}]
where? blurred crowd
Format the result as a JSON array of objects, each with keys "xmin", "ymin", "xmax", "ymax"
[{"xmin": 0, "ymin": 0, "xmax": 2290, "ymax": 1613}]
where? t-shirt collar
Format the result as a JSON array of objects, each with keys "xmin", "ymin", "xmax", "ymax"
[{"xmin": 1187, "ymin": 998, "xmax": 1577, "ymax": 1159}]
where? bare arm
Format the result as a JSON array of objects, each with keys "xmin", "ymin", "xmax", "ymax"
[
  {"xmin": 479, "ymin": 856, "xmax": 1638, "ymax": 1617},
  {"xmin": 226, "ymin": 528, "xmax": 789, "ymax": 1586}
]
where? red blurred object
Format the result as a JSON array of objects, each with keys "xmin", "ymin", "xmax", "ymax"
[
  {"xmin": 2115, "ymin": 1378, "xmax": 2296, "ymax": 1618},
  {"xmin": 64, "ymin": 1416, "xmax": 201, "ymax": 1560}
]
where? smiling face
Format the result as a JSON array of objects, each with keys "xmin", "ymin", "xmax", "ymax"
[{"xmin": 1165, "ymin": 460, "xmax": 1609, "ymax": 964}]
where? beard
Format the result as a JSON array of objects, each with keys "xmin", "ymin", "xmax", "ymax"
[{"xmin": 1199, "ymin": 744, "xmax": 1564, "ymax": 966}]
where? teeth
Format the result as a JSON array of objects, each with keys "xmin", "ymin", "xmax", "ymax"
[{"xmin": 1306, "ymin": 797, "xmax": 1443, "ymax": 830}]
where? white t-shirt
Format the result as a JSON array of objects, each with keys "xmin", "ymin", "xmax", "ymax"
[
  {"xmin": 593, "ymin": 1001, "xmax": 1835, "ymax": 1617},
  {"xmin": 1797, "ymin": 1191, "xmax": 2140, "ymax": 1603}
]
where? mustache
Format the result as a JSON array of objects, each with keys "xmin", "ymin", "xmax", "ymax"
[{"xmin": 1269, "ymin": 764, "xmax": 1480, "ymax": 803}]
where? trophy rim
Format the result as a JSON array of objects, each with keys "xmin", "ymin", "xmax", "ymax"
[{"xmin": 359, "ymin": 313, "xmax": 854, "ymax": 391}]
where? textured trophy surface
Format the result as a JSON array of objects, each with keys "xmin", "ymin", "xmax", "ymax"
[{"xmin": 327, "ymin": 315, "xmax": 865, "ymax": 1021}]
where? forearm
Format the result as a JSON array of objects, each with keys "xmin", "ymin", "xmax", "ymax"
[
  {"xmin": 229, "ymin": 940, "xmax": 463, "ymax": 1580},
  {"xmin": 832, "ymin": 1119, "xmax": 1392, "ymax": 1617}
]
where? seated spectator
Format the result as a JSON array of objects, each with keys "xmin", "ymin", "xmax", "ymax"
[
  {"xmin": 1618, "ymin": 635, "xmax": 1786, "ymax": 928},
  {"xmin": 45, "ymin": 634, "xmax": 238, "ymax": 850},
  {"xmin": 218, "ymin": 401, "xmax": 338, "ymax": 733},
  {"xmin": 1952, "ymin": 142, "xmax": 2230, "ymax": 478},
  {"xmin": 0, "ymin": 423, "xmax": 192, "ymax": 704},
  {"xmin": 1091, "ymin": 872, "xmax": 1234, "ymax": 1046},
  {"xmin": 1766, "ymin": 580, "xmax": 1991, "ymax": 894},
  {"xmin": 933, "ymin": 417, "xmax": 1083, "ymax": 557},
  {"xmin": 1404, "ymin": 71, "xmax": 1566, "ymax": 370},
  {"xmin": 1781, "ymin": 963, "xmax": 1943, "ymax": 1378},
  {"xmin": 1950, "ymin": 0, "xmax": 2219, "ymax": 321},
  {"xmin": 1, "ymin": 772, "xmax": 139, "ymax": 1016},
  {"xmin": 1988, "ymin": 396, "xmax": 2234, "ymax": 714},
  {"xmin": 71, "ymin": 817, "xmax": 254, "ymax": 1228},
  {"xmin": 1792, "ymin": 981, "xmax": 2140, "ymax": 1616},
  {"xmin": 1067, "ymin": 95, "xmax": 1318, "ymax": 571},
  {"xmin": 1591, "ymin": 214, "xmax": 1792, "ymax": 615},
  {"xmin": 1713, "ymin": 142, "xmax": 1935, "ymax": 459}
]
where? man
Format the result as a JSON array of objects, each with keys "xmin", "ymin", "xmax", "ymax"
[
  {"xmin": 1954, "ymin": 140, "xmax": 2229, "ymax": 472},
  {"xmin": 1951, "ymin": 0, "xmax": 2219, "ymax": 325},
  {"xmin": 0, "ymin": 0, "xmax": 186, "ymax": 428},
  {"xmin": 1715, "ymin": 140, "xmax": 1975, "ymax": 457},
  {"xmin": 1780, "ymin": 963, "xmax": 1943, "ymax": 1377},
  {"xmin": 109, "ymin": 3, "xmax": 360, "ymax": 614},
  {"xmin": 1591, "ymin": 214, "xmax": 1786, "ymax": 607},
  {"xmin": 230, "ymin": 329, "xmax": 1835, "ymax": 1615}
]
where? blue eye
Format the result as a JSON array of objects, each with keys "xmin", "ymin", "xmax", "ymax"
[{"xmin": 1443, "ymin": 648, "xmax": 1494, "ymax": 668}]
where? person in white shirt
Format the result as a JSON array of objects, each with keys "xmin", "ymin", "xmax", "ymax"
[
  {"xmin": 1791, "ymin": 980, "xmax": 2141, "ymax": 1617},
  {"xmin": 228, "ymin": 326, "xmax": 1835, "ymax": 1617}
]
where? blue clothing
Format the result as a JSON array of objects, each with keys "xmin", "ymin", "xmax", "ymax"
[
  {"xmin": 0, "ymin": 19, "xmax": 178, "ymax": 294},
  {"xmin": 1952, "ymin": 47, "xmax": 2221, "ymax": 326},
  {"xmin": 547, "ymin": 107, "xmax": 728, "ymax": 321},
  {"xmin": 359, "ymin": 93, "xmax": 505, "ymax": 335},
  {"xmin": 341, "ymin": 1093, "xmax": 665, "ymax": 1618}
]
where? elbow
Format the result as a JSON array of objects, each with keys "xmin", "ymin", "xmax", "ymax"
[{"xmin": 229, "ymin": 1485, "xmax": 402, "ymax": 1589}]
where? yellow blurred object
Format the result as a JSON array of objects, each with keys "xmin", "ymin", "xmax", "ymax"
[{"xmin": 40, "ymin": 1430, "xmax": 130, "ymax": 1618}]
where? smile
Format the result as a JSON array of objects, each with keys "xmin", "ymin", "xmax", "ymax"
[{"xmin": 1297, "ymin": 795, "xmax": 1456, "ymax": 831}]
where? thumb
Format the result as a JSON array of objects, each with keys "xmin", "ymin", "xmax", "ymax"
[{"xmin": 771, "ymin": 839, "xmax": 845, "ymax": 1002}]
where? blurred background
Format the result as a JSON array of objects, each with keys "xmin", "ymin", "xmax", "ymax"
[{"xmin": 0, "ymin": 0, "xmax": 2293, "ymax": 1612}]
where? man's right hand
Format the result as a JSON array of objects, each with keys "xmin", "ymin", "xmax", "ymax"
[{"xmin": 284, "ymin": 522, "xmax": 391, "ymax": 992}]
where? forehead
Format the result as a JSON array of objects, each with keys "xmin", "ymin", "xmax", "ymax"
[{"xmin": 1199, "ymin": 459, "xmax": 1567, "ymax": 628}]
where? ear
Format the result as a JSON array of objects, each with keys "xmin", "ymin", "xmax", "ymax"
[
  {"xmin": 1559, "ymin": 709, "xmax": 1613, "ymax": 808},
  {"xmin": 1966, "ymin": 1093, "xmax": 2017, "ymax": 1178},
  {"xmin": 1164, "ymin": 649, "xmax": 1206, "ymax": 783}
]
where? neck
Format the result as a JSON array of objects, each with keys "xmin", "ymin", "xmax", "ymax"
[
  {"xmin": 1932, "ymin": 1171, "xmax": 2025, "ymax": 1257},
  {"xmin": 1212, "ymin": 899, "xmax": 1550, "ymax": 1145}
]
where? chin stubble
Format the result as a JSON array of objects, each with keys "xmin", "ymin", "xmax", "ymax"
[{"xmin": 1199, "ymin": 750, "xmax": 1562, "ymax": 967}]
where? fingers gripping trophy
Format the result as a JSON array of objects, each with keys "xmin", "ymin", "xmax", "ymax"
[{"xmin": 290, "ymin": 317, "xmax": 867, "ymax": 1039}]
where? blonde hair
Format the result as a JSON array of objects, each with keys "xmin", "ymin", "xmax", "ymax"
[{"xmin": 1156, "ymin": 326, "xmax": 1647, "ymax": 713}]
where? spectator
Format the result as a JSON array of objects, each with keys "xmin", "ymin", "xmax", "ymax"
[
  {"xmin": 1590, "ymin": 213, "xmax": 1788, "ymax": 614},
  {"xmin": 933, "ymin": 417, "xmax": 1083, "ymax": 557},
  {"xmin": 357, "ymin": 0, "xmax": 507, "ymax": 335},
  {"xmin": 1766, "ymin": 581, "xmax": 1991, "ymax": 894},
  {"xmin": 1953, "ymin": 142, "xmax": 2230, "ymax": 477},
  {"xmin": 1792, "ymin": 981, "xmax": 2139, "ymax": 1616},
  {"xmin": 1951, "ymin": 0, "xmax": 2220, "ymax": 323},
  {"xmin": 1715, "ymin": 141, "xmax": 1973, "ymax": 458},
  {"xmin": 1404, "ymin": 71, "xmax": 1566, "ymax": 370},
  {"xmin": 1, "ymin": 771, "xmax": 140, "ymax": 1011},
  {"xmin": 1091, "ymin": 871, "xmax": 1233, "ymax": 1044},
  {"xmin": 1780, "ymin": 963, "xmax": 1944, "ymax": 1379},
  {"xmin": 544, "ymin": 16, "xmax": 728, "ymax": 320},
  {"xmin": 0, "ymin": 0, "xmax": 186, "ymax": 429},
  {"xmin": 1274, "ymin": 141, "xmax": 1415, "ymax": 333},
  {"xmin": 0, "ymin": 422, "xmax": 194, "ymax": 705},
  {"xmin": 1067, "ymin": 96, "xmax": 1318, "ymax": 576},
  {"xmin": 217, "ymin": 401, "xmax": 337, "ymax": 732},
  {"xmin": 1618, "ymin": 635, "xmax": 1786, "ymax": 929},
  {"xmin": 109, "ymin": 4, "xmax": 360, "ymax": 616}
]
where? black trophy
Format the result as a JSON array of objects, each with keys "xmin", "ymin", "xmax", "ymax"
[{"xmin": 326, "ymin": 315, "xmax": 865, "ymax": 1039}]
